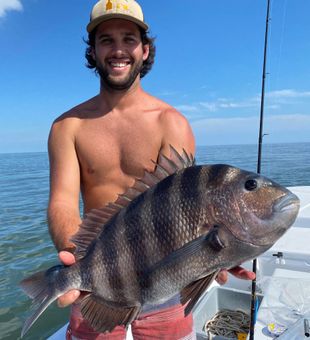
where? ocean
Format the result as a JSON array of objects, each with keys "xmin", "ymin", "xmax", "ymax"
[{"xmin": 0, "ymin": 142, "xmax": 309, "ymax": 340}]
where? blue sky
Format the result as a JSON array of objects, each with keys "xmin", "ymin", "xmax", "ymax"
[{"xmin": 0, "ymin": 0, "xmax": 310, "ymax": 153}]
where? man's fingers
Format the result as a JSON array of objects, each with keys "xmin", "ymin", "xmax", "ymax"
[
  {"xmin": 57, "ymin": 251, "xmax": 79, "ymax": 308},
  {"xmin": 216, "ymin": 267, "xmax": 256, "ymax": 286},
  {"xmin": 216, "ymin": 269, "xmax": 228, "ymax": 285},
  {"xmin": 228, "ymin": 266, "xmax": 256, "ymax": 280},
  {"xmin": 58, "ymin": 251, "xmax": 76, "ymax": 265},
  {"xmin": 57, "ymin": 290, "xmax": 81, "ymax": 308}
]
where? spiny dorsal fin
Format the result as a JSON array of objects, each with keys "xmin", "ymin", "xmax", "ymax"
[
  {"xmin": 80, "ymin": 294, "xmax": 141, "ymax": 333},
  {"xmin": 71, "ymin": 145, "xmax": 194, "ymax": 259},
  {"xmin": 170, "ymin": 145, "xmax": 194, "ymax": 169},
  {"xmin": 71, "ymin": 204, "xmax": 124, "ymax": 260}
]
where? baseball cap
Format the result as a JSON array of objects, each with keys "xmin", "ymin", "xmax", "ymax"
[{"xmin": 87, "ymin": 0, "xmax": 149, "ymax": 33}]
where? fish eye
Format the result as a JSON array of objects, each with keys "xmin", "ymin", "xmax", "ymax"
[{"xmin": 245, "ymin": 179, "xmax": 258, "ymax": 191}]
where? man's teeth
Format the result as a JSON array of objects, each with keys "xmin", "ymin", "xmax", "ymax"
[{"xmin": 110, "ymin": 62, "xmax": 128, "ymax": 67}]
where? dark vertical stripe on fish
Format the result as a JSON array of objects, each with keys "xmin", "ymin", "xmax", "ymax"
[
  {"xmin": 123, "ymin": 195, "xmax": 150, "ymax": 298},
  {"xmin": 150, "ymin": 173, "xmax": 181, "ymax": 258},
  {"xmin": 179, "ymin": 166, "xmax": 205, "ymax": 241},
  {"xmin": 98, "ymin": 220, "xmax": 127, "ymax": 302}
]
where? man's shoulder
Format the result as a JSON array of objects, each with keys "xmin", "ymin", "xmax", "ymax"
[
  {"xmin": 156, "ymin": 101, "xmax": 189, "ymax": 128},
  {"xmin": 145, "ymin": 95, "xmax": 195, "ymax": 156},
  {"xmin": 49, "ymin": 97, "xmax": 98, "ymax": 141},
  {"xmin": 145, "ymin": 93, "xmax": 186, "ymax": 121},
  {"xmin": 53, "ymin": 96, "xmax": 99, "ymax": 126}
]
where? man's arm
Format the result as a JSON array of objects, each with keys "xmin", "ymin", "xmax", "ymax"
[
  {"xmin": 48, "ymin": 118, "xmax": 81, "ymax": 252},
  {"xmin": 48, "ymin": 118, "xmax": 82, "ymax": 306}
]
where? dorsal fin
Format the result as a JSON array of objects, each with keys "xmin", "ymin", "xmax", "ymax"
[{"xmin": 71, "ymin": 146, "xmax": 195, "ymax": 259}]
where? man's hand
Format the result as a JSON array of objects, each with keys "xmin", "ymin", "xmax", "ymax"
[
  {"xmin": 57, "ymin": 251, "xmax": 81, "ymax": 307},
  {"xmin": 216, "ymin": 266, "xmax": 256, "ymax": 285}
]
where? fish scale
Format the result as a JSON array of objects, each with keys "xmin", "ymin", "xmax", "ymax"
[{"xmin": 20, "ymin": 147, "xmax": 300, "ymax": 337}]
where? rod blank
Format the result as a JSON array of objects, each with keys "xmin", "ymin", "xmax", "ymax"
[{"xmin": 305, "ymin": 319, "xmax": 310, "ymax": 337}]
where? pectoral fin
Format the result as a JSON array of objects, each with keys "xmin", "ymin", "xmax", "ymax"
[
  {"xmin": 146, "ymin": 234, "xmax": 209, "ymax": 275},
  {"xmin": 181, "ymin": 271, "xmax": 219, "ymax": 316},
  {"xmin": 148, "ymin": 225, "xmax": 226, "ymax": 276},
  {"xmin": 80, "ymin": 294, "xmax": 141, "ymax": 333}
]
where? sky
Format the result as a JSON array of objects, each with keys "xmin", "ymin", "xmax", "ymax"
[{"xmin": 0, "ymin": 0, "xmax": 310, "ymax": 153}]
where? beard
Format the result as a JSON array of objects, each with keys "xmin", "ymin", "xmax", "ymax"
[{"xmin": 96, "ymin": 59, "xmax": 143, "ymax": 91}]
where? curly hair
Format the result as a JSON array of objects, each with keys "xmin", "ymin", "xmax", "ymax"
[{"xmin": 85, "ymin": 27, "xmax": 156, "ymax": 79}]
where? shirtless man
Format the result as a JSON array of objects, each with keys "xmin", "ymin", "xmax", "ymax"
[{"xmin": 48, "ymin": 1, "xmax": 254, "ymax": 338}]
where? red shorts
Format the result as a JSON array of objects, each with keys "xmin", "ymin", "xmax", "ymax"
[{"xmin": 66, "ymin": 302, "xmax": 195, "ymax": 340}]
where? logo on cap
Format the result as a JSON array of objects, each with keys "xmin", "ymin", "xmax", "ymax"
[
  {"xmin": 106, "ymin": 0, "xmax": 113, "ymax": 10},
  {"xmin": 106, "ymin": 0, "xmax": 130, "ymax": 13}
]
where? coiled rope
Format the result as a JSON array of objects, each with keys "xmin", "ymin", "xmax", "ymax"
[{"xmin": 204, "ymin": 309, "xmax": 250, "ymax": 339}]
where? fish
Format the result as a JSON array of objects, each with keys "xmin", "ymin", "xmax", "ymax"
[{"xmin": 20, "ymin": 146, "xmax": 300, "ymax": 337}]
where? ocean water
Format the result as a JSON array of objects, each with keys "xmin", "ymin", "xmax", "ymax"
[{"xmin": 0, "ymin": 142, "xmax": 309, "ymax": 340}]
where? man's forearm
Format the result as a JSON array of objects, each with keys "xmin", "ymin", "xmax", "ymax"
[{"xmin": 48, "ymin": 203, "xmax": 82, "ymax": 252}]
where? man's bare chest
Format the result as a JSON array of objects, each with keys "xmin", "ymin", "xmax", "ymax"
[{"xmin": 75, "ymin": 118, "xmax": 162, "ymax": 182}]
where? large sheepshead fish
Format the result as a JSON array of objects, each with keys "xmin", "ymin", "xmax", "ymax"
[{"xmin": 20, "ymin": 146, "xmax": 300, "ymax": 336}]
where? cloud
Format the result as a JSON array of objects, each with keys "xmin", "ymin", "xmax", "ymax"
[
  {"xmin": 176, "ymin": 89, "xmax": 310, "ymax": 117},
  {"xmin": 0, "ymin": 0, "xmax": 23, "ymax": 18},
  {"xmin": 206, "ymin": 99, "xmax": 258, "ymax": 110},
  {"xmin": 191, "ymin": 114, "xmax": 310, "ymax": 146},
  {"xmin": 199, "ymin": 102, "xmax": 218, "ymax": 112},
  {"xmin": 267, "ymin": 89, "xmax": 310, "ymax": 99},
  {"xmin": 191, "ymin": 115, "xmax": 259, "ymax": 145},
  {"xmin": 176, "ymin": 94, "xmax": 261, "ymax": 115},
  {"xmin": 265, "ymin": 113, "xmax": 310, "ymax": 133},
  {"xmin": 178, "ymin": 97, "xmax": 261, "ymax": 115},
  {"xmin": 175, "ymin": 104, "xmax": 199, "ymax": 112},
  {"xmin": 157, "ymin": 90, "xmax": 179, "ymax": 97}
]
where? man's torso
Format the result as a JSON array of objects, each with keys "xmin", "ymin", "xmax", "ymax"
[{"xmin": 57, "ymin": 93, "xmax": 173, "ymax": 213}]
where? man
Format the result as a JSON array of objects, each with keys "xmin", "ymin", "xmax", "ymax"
[{"xmin": 48, "ymin": 0, "xmax": 254, "ymax": 339}]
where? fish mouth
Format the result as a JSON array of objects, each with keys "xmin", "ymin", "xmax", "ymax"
[
  {"xmin": 273, "ymin": 193, "xmax": 300, "ymax": 213},
  {"xmin": 231, "ymin": 192, "xmax": 300, "ymax": 248}
]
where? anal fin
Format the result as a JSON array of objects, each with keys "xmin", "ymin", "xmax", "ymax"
[
  {"xmin": 80, "ymin": 294, "xmax": 141, "ymax": 333},
  {"xmin": 181, "ymin": 271, "xmax": 219, "ymax": 316}
]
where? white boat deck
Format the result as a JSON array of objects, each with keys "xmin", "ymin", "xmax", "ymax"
[
  {"xmin": 49, "ymin": 186, "xmax": 310, "ymax": 340},
  {"xmin": 251, "ymin": 186, "xmax": 310, "ymax": 339}
]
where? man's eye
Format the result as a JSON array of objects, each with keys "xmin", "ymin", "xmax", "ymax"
[
  {"xmin": 125, "ymin": 37, "xmax": 136, "ymax": 43},
  {"xmin": 100, "ymin": 39, "xmax": 112, "ymax": 44}
]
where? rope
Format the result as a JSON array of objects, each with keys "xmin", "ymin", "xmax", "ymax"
[{"xmin": 204, "ymin": 309, "xmax": 250, "ymax": 339}]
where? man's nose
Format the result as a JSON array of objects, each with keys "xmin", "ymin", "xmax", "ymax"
[{"xmin": 111, "ymin": 42, "xmax": 126, "ymax": 56}]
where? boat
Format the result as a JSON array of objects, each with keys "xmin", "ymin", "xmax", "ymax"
[{"xmin": 192, "ymin": 185, "xmax": 310, "ymax": 340}]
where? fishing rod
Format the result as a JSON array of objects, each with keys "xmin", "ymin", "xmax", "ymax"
[{"xmin": 249, "ymin": 0, "xmax": 271, "ymax": 339}]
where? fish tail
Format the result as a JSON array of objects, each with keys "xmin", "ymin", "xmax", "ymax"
[{"xmin": 20, "ymin": 265, "xmax": 66, "ymax": 338}]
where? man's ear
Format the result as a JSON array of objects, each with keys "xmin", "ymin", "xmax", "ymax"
[
  {"xmin": 90, "ymin": 47, "xmax": 96, "ymax": 61},
  {"xmin": 142, "ymin": 44, "xmax": 149, "ymax": 61}
]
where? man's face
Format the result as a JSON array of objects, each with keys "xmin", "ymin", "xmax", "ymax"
[{"xmin": 92, "ymin": 19, "xmax": 149, "ymax": 91}]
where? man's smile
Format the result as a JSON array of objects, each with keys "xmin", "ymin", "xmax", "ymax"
[
  {"xmin": 110, "ymin": 62, "xmax": 129, "ymax": 67},
  {"xmin": 108, "ymin": 59, "xmax": 131, "ymax": 72}
]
